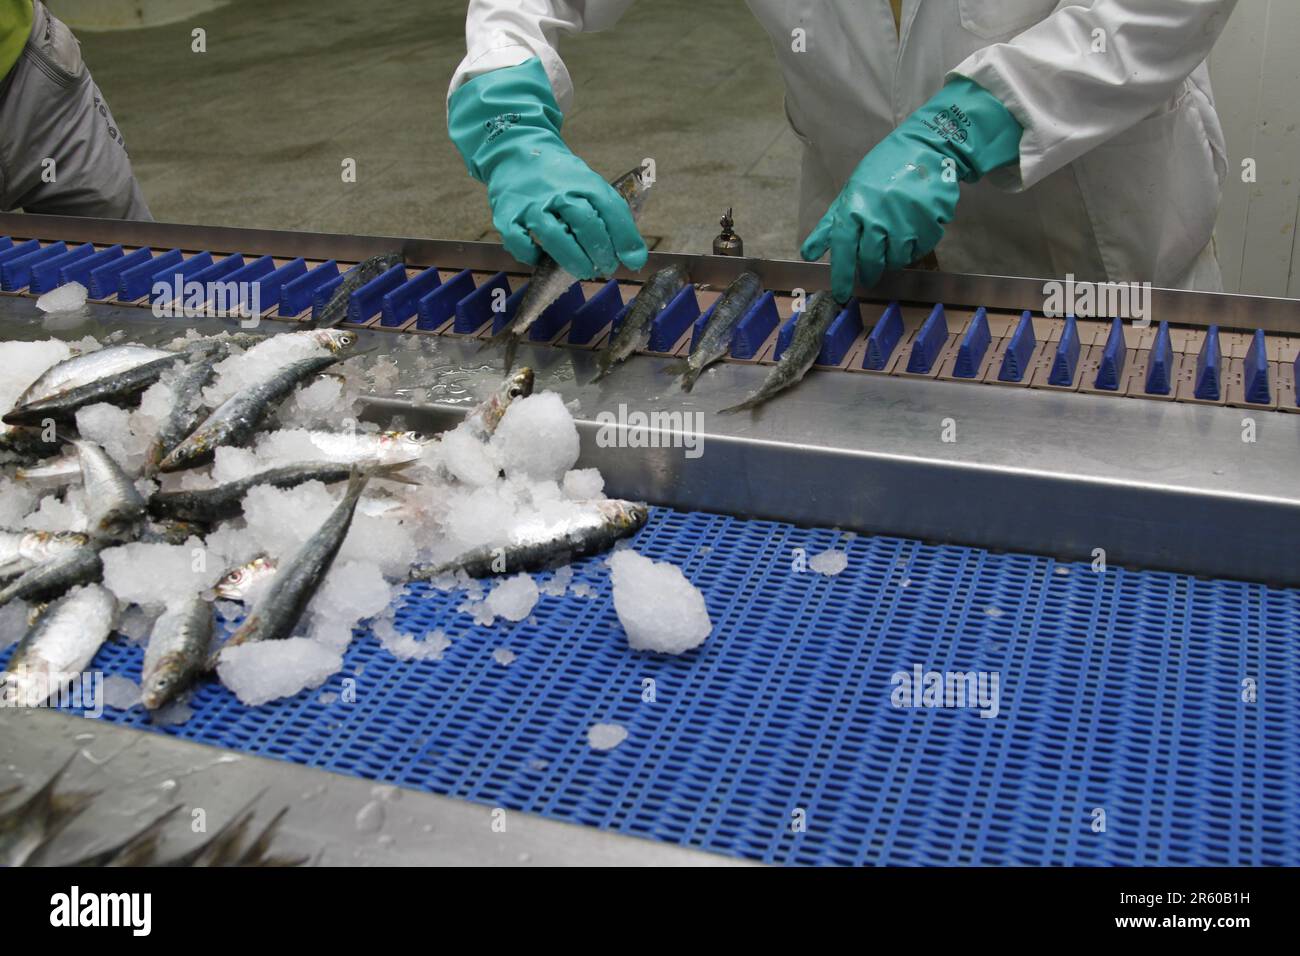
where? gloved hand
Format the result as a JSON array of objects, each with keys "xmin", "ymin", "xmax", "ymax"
[
  {"xmin": 800, "ymin": 76, "xmax": 1023, "ymax": 302},
  {"xmin": 448, "ymin": 57, "xmax": 647, "ymax": 279}
]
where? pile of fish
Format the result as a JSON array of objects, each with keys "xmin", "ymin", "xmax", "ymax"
[{"xmin": 0, "ymin": 326, "xmax": 649, "ymax": 714}]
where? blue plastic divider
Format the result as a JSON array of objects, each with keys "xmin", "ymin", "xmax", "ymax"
[
  {"xmin": 568, "ymin": 280, "xmax": 623, "ymax": 345},
  {"xmin": 863, "ymin": 302, "xmax": 905, "ymax": 370},
  {"xmin": 148, "ymin": 252, "xmax": 214, "ymax": 308},
  {"xmin": 1049, "ymin": 315, "xmax": 1081, "ymax": 386},
  {"xmin": 418, "ymin": 269, "xmax": 476, "ymax": 331},
  {"xmin": 90, "ymin": 247, "xmax": 152, "ymax": 299},
  {"xmin": 452, "ymin": 271, "xmax": 509, "ymax": 333},
  {"xmin": 348, "ymin": 264, "xmax": 408, "ymax": 324},
  {"xmin": 999, "ymin": 311, "xmax": 1035, "ymax": 382},
  {"xmin": 528, "ymin": 282, "xmax": 586, "ymax": 341},
  {"xmin": 817, "ymin": 299, "xmax": 862, "ymax": 366},
  {"xmin": 242, "ymin": 257, "xmax": 305, "ymax": 313},
  {"xmin": 61, "ymin": 244, "xmax": 123, "ymax": 289},
  {"xmin": 30, "ymin": 242, "xmax": 94, "ymax": 293},
  {"xmin": 1244, "ymin": 328, "xmax": 1271, "ymax": 404},
  {"xmin": 1194, "ymin": 325, "xmax": 1221, "ymax": 400},
  {"xmin": 1295, "ymin": 353, "xmax": 1300, "ymax": 408},
  {"xmin": 954, "ymin": 307, "xmax": 991, "ymax": 378},
  {"xmin": 1094, "ymin": 317, "xmax": 1127, "ymax": 390},
  {"xmin": 120, "ymin": 248, "xmax": 182, "ymax": 301},
  {"xmin": 0, "ymin": 236, "xmax": 10, "ymax": 253},
  {"xmin": 2, "ymin": 241, "xmax": 67, "ymax": 291},
  {"xmin": 772, "ymin": 313, "xmax": 799, "ymax": 361},
  {"xmin": 906, "ymin": 304, "xmax": 948, "ymax": 373},
  {"xmin": 648, "ymin": 285, "xmax": 700, "ymax": 352},
  {"xmin": 381, "ymin": 266, "xmax": 441, "ymax": 327},
  {"xmin": 729, "ymin": 291, "xmax": 780, "ymax": 360},
  {"xmin": 220, "ymin": 255, "xmax": 275, "ymax": 308},
  {"xmin": 688, "ymin": 307, "xmax": 713, "ymax": 352},
  {"xmin": 0, "ymin": 239, "xmax": 39, "ymax": 269},
  {"xmin": 1145, "ymin": 321, "xmax": 1174, "ymax": 395},
  {"xmin": 311, "ymin": 275, "xmax": 345, "ymax": 319},
  {"xmin": 282, "ymin": 260, "xmax": 339, "ymax": 317},
  {"xmin": 182, "ymin": 253, "xmax": 244, "ymax": 296}
]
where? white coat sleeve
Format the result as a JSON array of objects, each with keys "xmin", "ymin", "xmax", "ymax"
[
  {"xmin": 447, "ymin": 0, "xmax": 638, "ymax": 113},
  {"xmin": 948, "ymin": 0, "xmax": 1238, "ymax": 191}
]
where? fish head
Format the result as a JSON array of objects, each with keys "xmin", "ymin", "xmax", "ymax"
[
  {"xmin": 140, "ymin": 652, "xmax": 185, "ymax": 710},
  {"xmin": 612, "ymin": 162, "xmax": 656, "ymax": 220},
  {"xmin": 313, "ymin": 329, "xmax": 359, "ymax": 354},
  {"xmin": 476, "ymin": 367, "xmax": 535, "ymax": 434},
  {"xmin": 211, "ymin": 554, "xmax": 277, "ymax": 602},
  {"xmin": 376, "ymin": 430, "xmax": 431, "ymax": 462},
  {"xmin": 598, "ymin": 499, "xmax": 650, "ymax": 533}
]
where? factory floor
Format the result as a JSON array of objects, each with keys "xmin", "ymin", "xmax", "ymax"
[{"xmin": 71, "ymin": 0, "xmax": 802, "ymax": 261}]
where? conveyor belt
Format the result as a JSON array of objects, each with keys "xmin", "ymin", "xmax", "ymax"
[
  {"xmin": 2, "ymin": 232, "xmax": 1297, "ymax": 410},
  {"xmin": 2, "ymin": 507, "xmax": 1297, "ymax": 865}
]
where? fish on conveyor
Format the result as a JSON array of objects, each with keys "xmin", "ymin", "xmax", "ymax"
[
  {"xmin": 0, "ymin": 545, "xmax": 104, "ymax": 609},
  {"xmin": 10, "ymin": 344, "xmax": 171, "ymax": 411},
  {"xmin": 410, "ymin": 499, "xmax": 649, "ymax": 580},
  {"xmin": 669, "ymin": 270, "xmax": 762, "ymax": 392},
  {"xmin": 275, "ymin": 428, "xmax": 434, "ymax": 465},
  {"xmin": 3, "ymin": 349, "xmax": 197, "ymax": 425},
  {"xmin": 74, "ymin": 439, "xmax": 146, "ymax": 539},
  {"xmin": 0, "ymin": 584, "xmax": 117, "ymax": 709},
  {"xmin": 215, "ymin": 469, "xmax": 373, "ymax": 657},
  {"xmin": 140, "ymin": 594, "xmax": 215, "ymax": 710},
  {"xmin": 157, "ymin": 352, "xmax": 346, "ymax": 472},
  {"xmin": 591, "ymin": 263, "xmax": 689, "ymax": 383},
  {"xmin": 462, "ymin": 366, "xmax": 534, "ymax": 438},
  {"xmin": 148, "ymin": 458, "xmax": 416, "ymax": 524},
  {"xmin": 0, "ymin": 530, "xmax": 90, "ymax": 580},
  {"xmin": 719, "ymin": 290, "xmax": 841, "ymax": 414},
  {"xmin": 310, "ymin": 252, "xmax": 404, "ymax": 329},
  {"xmin": 209, "ymin": 554, "xmax": 278, "ymax": 602},
  {"xmin": 483, "ymin": 164, "xmax": 655, "ymax": 372},
  {"xmin": 143, "ymin": 341, "xmax": 234, "ymax": 474}
]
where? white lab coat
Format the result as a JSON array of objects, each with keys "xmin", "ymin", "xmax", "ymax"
[{"xmin": 450, "ymin": 0, "xmax": 1236, "ymax": 291}]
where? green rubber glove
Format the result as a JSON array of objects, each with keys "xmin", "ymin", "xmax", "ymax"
[
  {"xmin": 800, "ymin": 76, "xmax": 1023, "ymax": 302},
  {"xmin": 448, "ymin": 58, "xmax": 647, "ymax": 279}
]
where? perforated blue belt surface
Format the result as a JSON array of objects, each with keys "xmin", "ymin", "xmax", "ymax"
[{"xmin": 6, "ymin": 507, "xmax": 1298, "ymax": 865}]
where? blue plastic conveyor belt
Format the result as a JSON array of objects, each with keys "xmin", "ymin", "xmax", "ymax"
[{"xmin": 3, "ymin": 509, "xmax": 1298, "ymax": 866}]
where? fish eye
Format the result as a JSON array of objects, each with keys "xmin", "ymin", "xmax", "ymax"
[
  {"xmin": 407, "ymin": 431, "xmax": 425, "ymax": 441},
  {"xmin": 508, "ymin": 386, "xmax": 523, "ymax": 398}
]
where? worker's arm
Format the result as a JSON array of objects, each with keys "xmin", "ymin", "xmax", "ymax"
[
  {"xmin": 447, "ymin": 1, "xmax": 645, "ymax": 278},
  {"xmin": 949, "ymin": 0, "xmax": 1238, "ymax": 191}
]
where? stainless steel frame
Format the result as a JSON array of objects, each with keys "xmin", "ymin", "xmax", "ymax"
[{"xmin": 6, "ymin": 212, "xmax": 1300, "ymax": 334}]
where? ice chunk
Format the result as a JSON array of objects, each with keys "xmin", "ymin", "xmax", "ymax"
[
  {"xmin": 486, "ymin": 573, "xmax": 539, "ymax": 623},
  {"xmin": 562, "ymin": 468, "xmax": 604, "ymax": 500},
  {"xmin": 490, "ymin": 392, "xmax": 580, "ymax": 482},
  {"xmin": 151, "ymin": 699, "xmax": 193, "ymax": 726},
  {"xmin": 809, "ymin": 549, "xmax": 848, "ymax": 576},
  {"xmin": 101, "ymin": 675, "xmax": 141, "ymax": 710},
  {"xmin": 492, "ymin": 648, "xmax": 517, "ymax": 666},
  {"xmin": 101, "ymin": 540, "xmax": 220, "ymax": 608},
  {"xmin": 35, "ymin": 281, "xmax": 88, "ymax": 314},
  {"xmin": 0, "ymin": 339, "xmax": 72, "ymax": 419},
  {"xmin": 437, "ymin": 425, "xmax": 501, "ymax": 486},
  {"xmin": 587, "ymin": 723, "xmax": 628, "ymax": 751},
  {"xmin": 308, "ymin": 560, "xmax": 394, "ymax": 651},
  {"xmin": 372, "ymin": 616, "xmax": 452, "ymax": 661},
  {"xmin": 571, "ymin": 581, "xmax": 596, "ymax": 599},
  {"xmin": 217, "ymin": 638, "xmax": 344, "ymax": 706},
  {"xmin": 608, "ymin": 551, "xmax": 712, "ymax": 654},
  {"xmin": 540, "ymin": 565, "xmax": 573, "ymax": 597},
  {"xmin": 0, "ymin": 478, "xmax": 41, "ymax": 527}
]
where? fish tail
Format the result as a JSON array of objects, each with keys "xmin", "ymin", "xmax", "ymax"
[
  {"xmin": 362, "ymin": 459, "xmax": 420, "ymax": 486},
  {"xmin": 679, "ymin": 364, "xmax": 703, "ymax": 393},
  {"xmin": 345, "ymin": 465, "xmax": 374, "ymax": 501},
  {"xmin": 718, "ymin": 393, "xmax": 763, "ymax": 415},
  {"xmin": 589, "ymin": 352, "xmax": 614, "ymax": 385}
]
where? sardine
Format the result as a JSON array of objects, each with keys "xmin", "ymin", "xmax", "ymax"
[
  {"xmin": 311, "ymin": 253, "xmax": 404, "ymax": 329},
  {"xmin": 138, "ymin": 519, "xmax": 210, "ymax": 545},
  {"xmin": 410, "ymin": 499, "xmax": 649, "ymax": 579},
  {"xmin": 14, "ymin": 451, "xmax": 80, "ymax": 485},
  {"xmin": 11, "ymin": 344, "xmax": 170, "ymax": 410},
  {"xmin": 3, "ymin": 350, "xmax": 192, "ymax": 425},
  {"xmin": 591, "ymin": 263, "xmax": 689, "ymax": 383},
  {"xmin": 209, "ymin": 554, "xmax": 278, "ymax": 603},
  {"xmin": 74, "ymin": 439, "xmax": 146, "ymax": 539},
  {"xmin": 0, "ymin": 545, "xmax": 103, "ymax": 609},
  {"xmin": 0, "ymin": 530, "xmax": 90, "ymax": 579},
  {"xmin": 143, "ymin": 342, "xmax": 232, "ymax": 473},
  {"xmin": 216, "ymin": 469, "xmax": 372, "ymax": 655},
  {"xmin": 148, "ymin": 458, "xmax": 415, "ymax": 524},
  {"xmin": 719, "ymin": 291, "xmax": 840, "ymax": 413},
  {"xmin": 0, "ymin": 423, "xmax": 62, "ymax": 464},
  {"xmin": 462, "ymin": 367, "xmax": 534, "ymax": 438},
  {"xmin": 0, "ymin": 584, "xmax": 117, "ymax": 708},
  {"xmin": 141, "ymin": 594, "xmax": 215, "ymax": 710},
  {"xmin": 157, "ymin": 352, "xmax": 344, "ymax": 472},
  {"xmin": 670, "ymin": 270, "xmax": 762, "ymax": 392},
  {"xmin": 484, "ymin": 164, "xmax": 655, "ymax": 372},
  {"xmin": 268, "ymin": 428, "xmax": 433, "ymax": 465}
]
